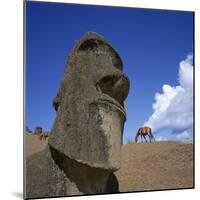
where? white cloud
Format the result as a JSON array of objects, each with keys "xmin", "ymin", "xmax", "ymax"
[
  {"xmin": 144, "ymin": 54, "xmax": 193, "ymax": 141},
  {"xmin": 156, "ymin": 136, "xmax": 167, "ymax": 141},
  {"xmin": 179, "ymin": 54, "xmax": 193, "ymax": 89},
  {"xmin": 176, "ymin": 130, "xmax": 192, "ymax": 141}
]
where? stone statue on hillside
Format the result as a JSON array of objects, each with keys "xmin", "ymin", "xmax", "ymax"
[
  {"xmin": 26, "ymin": 32, "xmax": 130, "ymax": 199},
  {"xmin": 34, "ymin": 126, "xmax": 42, "ymax": 135},
  {"xmin": 26, "ymin": 126, "xmax": 32, "ymax": 134}
]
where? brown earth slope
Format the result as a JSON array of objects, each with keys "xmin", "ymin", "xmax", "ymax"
[
  {"xmin": 26, "ymin": 137, "xmax": 193, "ymax": 192},
  {"xmin": 26, "ymin": 134, "xmax": 48, "ymax": 157},
  {"xmin": 115, "ymin": 141, "xmax": 193, "ymax": 192}
]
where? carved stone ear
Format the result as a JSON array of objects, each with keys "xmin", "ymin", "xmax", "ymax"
[{"xmin": 53, "ymin": 96, "xmax": 60, "ymax": 111}]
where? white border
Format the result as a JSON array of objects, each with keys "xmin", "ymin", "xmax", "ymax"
[{"xmin": 0, "ymin": 0, "xmax": 199, "ymax": 200}]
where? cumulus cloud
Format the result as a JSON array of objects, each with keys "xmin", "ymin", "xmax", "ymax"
[
  {"xmin": 144, "ymin": 54, "xmax": 193, "ymax": 141},
  {"xmin": 156, "ymin": 136, "xmax": 167, "ymax": 141},
  {"xmin": 179, "ymin": 54, "xmax": 193, "ymax": 89},
  {"xmin": 176, "ymin": 130, "xmax": 192, "ymax": 141}
]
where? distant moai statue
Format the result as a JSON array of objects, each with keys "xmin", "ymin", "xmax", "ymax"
[
  {"xmin": 26, "ymin": 32, "xmax": 130, "ymax": 198},
  {"xmin": 26, "ymin": 126, "xmax": 32, "ymax": 134},
  {"xmin": 34, "ymin": 126, "xmax": 42, "ymax": 135}
]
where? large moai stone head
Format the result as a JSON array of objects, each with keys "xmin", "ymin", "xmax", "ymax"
[{"xmin": 49, "ymin": 32, "xmax": 130, "ymax": 171}]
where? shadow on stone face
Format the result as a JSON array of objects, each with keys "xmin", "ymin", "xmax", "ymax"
[
  {"xmin": 26, "ymin": 146, "xmax": 119, "ymax": 198},
  {"xmin": 50, "ymin": 145, "xmax": 119, "ymax": 194},
  {"xmin": 106, "ymin": 173, "xmax": 119, "ymax": 193}
]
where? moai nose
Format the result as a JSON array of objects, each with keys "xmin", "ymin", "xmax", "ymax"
[{"xmin": 97, "ymin": 74, "xmax": 130, "ymax": 107}]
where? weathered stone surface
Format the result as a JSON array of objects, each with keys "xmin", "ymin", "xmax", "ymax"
[
  {"xmin": 26, "ymin": 146, "xmax": 119, "ymax": 197},
  {"xmin": 49, "ymin": 32, "xmax": 129, "ymax": 170},
  {"xmin": 26, "ymin": 32, "xmax": 130, "ymax": 198}
]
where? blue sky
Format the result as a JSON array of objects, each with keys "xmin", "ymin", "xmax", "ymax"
[{"xmin": 26, "ymin": 1, "xmax": 194, "ymax": 143}]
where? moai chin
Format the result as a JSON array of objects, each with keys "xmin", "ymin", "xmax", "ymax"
[{"xmin": 49, "ymin": 32, "xmax": 130, "ymax": 171}]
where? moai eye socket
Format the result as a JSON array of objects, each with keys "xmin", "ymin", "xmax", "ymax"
[{"xmin": 96, "ymin": 74, "xmax": 129, "ymax": 108}]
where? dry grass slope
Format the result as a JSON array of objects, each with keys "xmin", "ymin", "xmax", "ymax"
[
  {"xmin": 26, "ymin": 134, "xmax": 48, "ymax": 157},
  {"xmin": 115, "ymin": 141, "xmax": 194, "ymax": 192}
]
